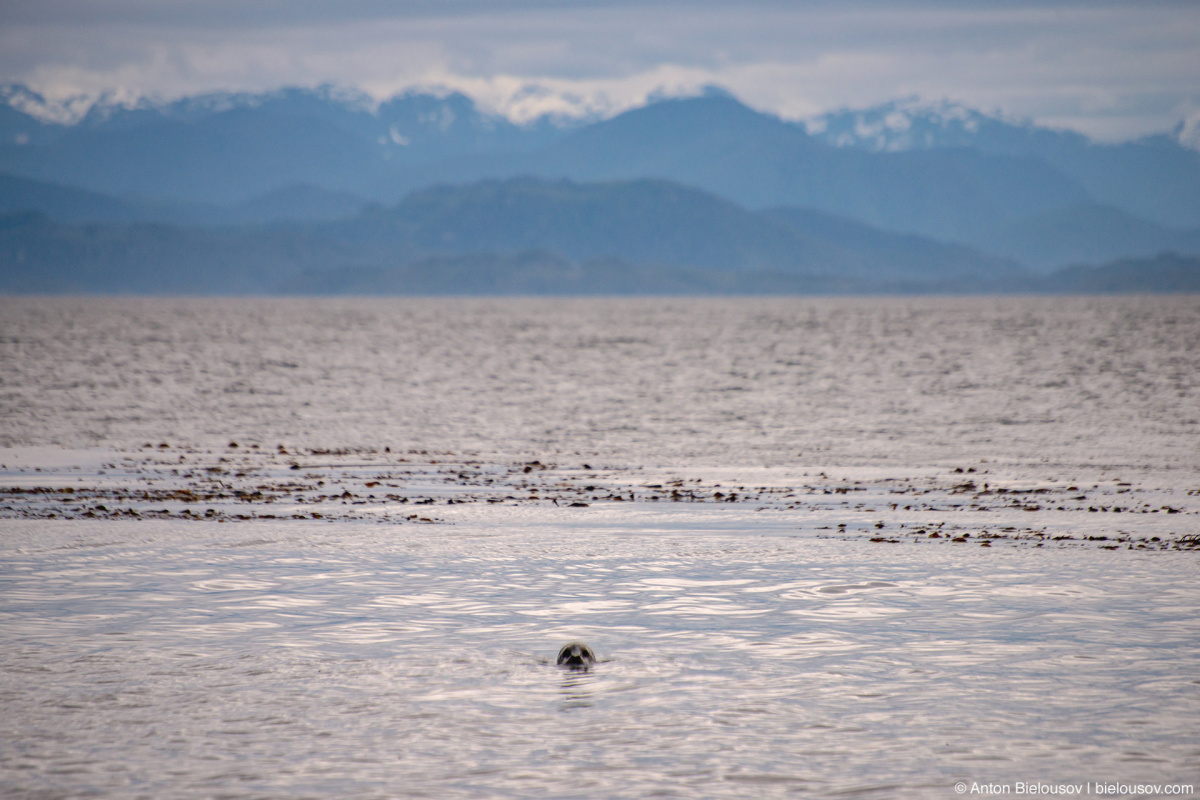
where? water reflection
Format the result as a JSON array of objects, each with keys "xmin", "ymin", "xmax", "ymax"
[
  {"xmin": 2, "ymin": 519, "xmax": 1198, "ymax": 798},
  {"xmin": 558, "ymin": 672, "xmax": 596, "ymax": 710}
]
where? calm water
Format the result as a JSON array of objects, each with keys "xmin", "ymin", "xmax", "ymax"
[{"xmin": 1, "ymin": 296, "xmax": 1199, "ymax": 798}]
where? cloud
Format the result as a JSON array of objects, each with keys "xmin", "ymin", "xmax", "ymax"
[{"xmin": 1, "ymin": 1, "xmax": 1198, "ymax": 140}]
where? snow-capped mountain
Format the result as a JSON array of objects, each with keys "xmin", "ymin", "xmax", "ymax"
[
  {"xmin": 0, "ymin": 84, "xmax": 575, "ymax": 203},
  {"xmin": 804, "ymin": 98, "xmax": 1093, "ymax": 153},
  {"xmin": 808, "ymin": 98, "xmax": 1200, "ymax": 229},
  {"xmin": 1, "ymin": 84, "xmax": 1198, "ymax": 272}
]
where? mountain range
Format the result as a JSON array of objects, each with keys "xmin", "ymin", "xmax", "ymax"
[
  {"xmin": 4, "ymin": 176, "xmax": 1196, "ymax": 296},
  {"xmin": 1, "ymin": 84, "xmax": 1198, "ymax": 294}
]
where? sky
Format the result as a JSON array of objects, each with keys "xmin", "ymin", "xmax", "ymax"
[{"xmin": 1, "ymin": 0, "xmax": 1199, "ymax": 143}]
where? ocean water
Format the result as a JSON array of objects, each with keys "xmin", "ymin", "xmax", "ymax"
[
  {"xmin": 1, "ymin": 296, "xmax": 1198, "ymax": 798},
  {"xmin": 3, "ymin": 295, "xmax": 1198, "ymax": 468}
]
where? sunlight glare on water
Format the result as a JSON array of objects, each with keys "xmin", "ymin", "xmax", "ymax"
[{"xmin": 2, "ymin": 517, "xmax": 1197, "ymax": 798}]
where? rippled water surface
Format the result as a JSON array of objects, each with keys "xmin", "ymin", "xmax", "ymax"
[
  {"xmin": 4, "ymin": 515, "xmax": 1198, "ymax": 799},
  {"xmin": 3, "ymin": 295, "xmax": 1199, "ymax": 467},
  {"xmin": 1, "ymin": 296, "xmax": 1199, "ymax": 798}
]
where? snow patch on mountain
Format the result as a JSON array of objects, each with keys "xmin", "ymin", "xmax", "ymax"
[
  {"xmin": 804, "ymin": 98, "xmax": 1037, "ymax": 152},
  {"xmin": 1177, "ymin": 110, "xmax": 1200, "ymax": 151}
]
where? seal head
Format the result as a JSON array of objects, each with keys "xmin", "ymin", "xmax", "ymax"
[{"xmin": 556, "ymin": 641, "xmax": 596, "ymax": 670}]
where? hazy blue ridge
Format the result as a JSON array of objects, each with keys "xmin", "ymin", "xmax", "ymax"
[
  {"xmin": 3, "ymin": 176, "xmax": 1195, "ymax": 296},
  {"xmin": 1031, "ymin": 135, "xmax": 1200, "ymax": 230},
  {"xmin": 274, "ymin": 176, "xmax": 1034, "ymax": 285},
  {"xmin": 518, "ymin": 95, "xmax": 1090, "ymax": 241},
  {"xmin": 0, "ymin": 87, "xmax": 575, "ymax": 205},
  {"xmin": 0, "ymin": 211, "xmax": 361, "ymax": 294},
  {"xmin": 1032, "ymin": 252, "xmax": 1200, "ymax": 294},
  {"xmin": 762, "ymin": 206, "xmax": 1024, "ymax": 281},
  {"xmin": 2, "ymin": 85, "xmax": 1198, "ymax": 249},
  {"xmin": 8, "ymin": 159, "xmax": 1195, "ymax": 273},
  {"xmin": 280, "ymin": 253, "xmax": 998, "ymax": 297},
  {"xmin": 379, "ymin": 177, "xmax": 852, "ymax": 274},
  {"xmin": 970, "ymin": 204, "xmax": 1200, "ymax": 273},
  {"xmin": 2, "ymin": 80, "xmax": 1199, "ymax": 290},
  {"xmin": 811, "ymin": 102, "xmax": 1200, "ymax": 228},
  {"xmin": 231, "ymin": 185, "xmax": 372, "ymax": 224},
  {"xmin": 13, "ymin": 107, "xmax": 385, "ymax": 204},
  {"xmin": 0, "ymin": 167, "xmax": 1022, "ymax": 282},
  {"xmin": 0, "ymin": 175, "xmax": 1029, "ymax": 295},
  {"xmin": 0, "ymin": 172, "xmax": 372, "ymax": 227},
  {"xmin": 0, "ymin": 173, "xmax": 153, "ymax": 224}
]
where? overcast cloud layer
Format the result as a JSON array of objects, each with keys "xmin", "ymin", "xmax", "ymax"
[{"xmin": 2, "ymin": 0, "xmax": 1199, "ymax": 141}]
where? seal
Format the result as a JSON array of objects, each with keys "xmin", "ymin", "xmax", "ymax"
[{"xmin": 556, "ymin": 641, "xmax": 596, "ymax": 670}]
